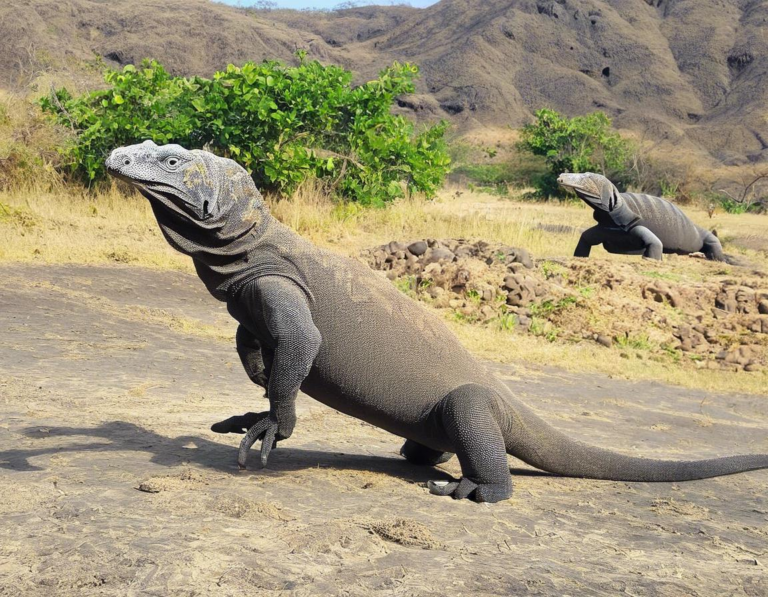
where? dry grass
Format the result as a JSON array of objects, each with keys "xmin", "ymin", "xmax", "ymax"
[
  {"xmin": 270, "ymin": 182, "xmax": 596, "ymax": 257},
  {"xmin": 0, "ymin": 89, "xmax": 66, "ymax": 190},
  {"xmin": 449, "ymin": 322, "xmax": 768, "ymax": 396},
  {"xmin": 2, "ymin": 180, "xmax": 767, "ymax": 394},
  {"xmin": 0, "ymin": 180, "xmax": 596, "ymax": 267},
  {"xmin": 271, "ymin": 182, "xmax": 767, "ymax": 262},
  {"xmin": 0, "ymin": 183, "xmax": 189, "ymax": 269}
]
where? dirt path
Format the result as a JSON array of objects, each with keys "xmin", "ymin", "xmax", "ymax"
[{"xmin": 1, "ymin": 264, "xmax": 766, "ymax": 596}]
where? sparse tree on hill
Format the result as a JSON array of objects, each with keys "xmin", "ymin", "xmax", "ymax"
[
  {"xmin": 713, "ymin": 165, "xmax": 768, "ymax": 213},
  {"xmin": 251, "ymin": 0, "xmax": 278, "ymax": 10}
]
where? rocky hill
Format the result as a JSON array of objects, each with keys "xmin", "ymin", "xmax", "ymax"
[{"xmin": 2, "ymin": 0, "xmax": 767, "ymax": 165}]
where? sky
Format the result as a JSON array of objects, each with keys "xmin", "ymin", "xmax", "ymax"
[{"xmin": 217, "ymin": 0, "xmax": 439, "ymax": 9}]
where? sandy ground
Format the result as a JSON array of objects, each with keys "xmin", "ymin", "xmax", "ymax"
[{"xmin": 0, "ymin": 264, "xmax": 766, "ymax": 597}]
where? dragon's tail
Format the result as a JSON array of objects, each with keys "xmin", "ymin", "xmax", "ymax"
[
  {"xmin": 505, "ymin": 401, "xmax": 768, "ymax": 482},
  {"xmin": 723, "ymin": 253, "xmax": 749, "ymax": 267}
]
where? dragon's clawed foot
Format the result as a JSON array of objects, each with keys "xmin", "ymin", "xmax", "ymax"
[
  {"xmin": 238, "ymin": 412, "xmax": 279, "ymax": 469},
  {"xmin": 211, "ymin": 411, "xmax": 279, "ymax": 469},
  {"xmin": 428, "ymin": 478, "xmax": 512, "ymax": 503}
]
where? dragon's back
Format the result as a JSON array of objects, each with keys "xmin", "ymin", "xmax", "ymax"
[{"xmin": 621, "ymin": 193, "xmax": 704, "ymax": 253}]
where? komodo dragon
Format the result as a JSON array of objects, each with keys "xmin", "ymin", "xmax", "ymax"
[
  {"xmin": 105, "ymin": 142, "xmax": 767, "ymax": 503},
  {"xmin": 558, "ymin": 172, "xmax": 725, "ymax": 261}
]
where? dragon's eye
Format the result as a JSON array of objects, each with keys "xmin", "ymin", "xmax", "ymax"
[{"xmin": 164, "ymin": 156, "xmax": 181, "ymax": 169}]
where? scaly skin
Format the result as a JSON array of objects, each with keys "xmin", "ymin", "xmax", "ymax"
[
  {"xmin": 104, "ymin": 143, "xmax": 766, "ymax": 503},
  {"xmin": 558, "ymin": 172, "xmax": 725, "ymax": 261}
]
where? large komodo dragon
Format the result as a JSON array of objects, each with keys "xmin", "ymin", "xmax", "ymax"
[
  {"xmin": 105, "ymin": 142, "xmax": 767, "ymax": 503},
  {"xmin": 558, "ymin": 172, "xmax": 725, "ymax": 261}
]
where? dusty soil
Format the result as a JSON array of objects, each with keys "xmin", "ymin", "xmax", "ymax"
[
  {"xmin": 1, "ymin": 263, "xmax": 767, "ymax": 596},
  {"xmin": 364, "ymin": 238, "xmax": 768, "ymax": 372}
]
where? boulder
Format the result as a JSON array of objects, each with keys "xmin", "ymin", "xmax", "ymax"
[
  {"xmin": 407, "ymin": 241, "xmax": 428, "ymax": 257},
  {"xmin": 387, "ymin": 241, "xmax": 408, "ymax": 254},
  {"xmin": 422, "ymin": 247, "xmax": 456, "ymax": 265}
]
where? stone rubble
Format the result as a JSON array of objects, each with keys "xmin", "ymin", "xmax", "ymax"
[{"xmin": 362, "ymin": 238, "xmax": 768, "ymax": 372}]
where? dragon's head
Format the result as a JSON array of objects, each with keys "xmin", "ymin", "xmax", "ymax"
[
  {"xmin": 557, "ymin": 172, "xmax": 620, "ymax": 212},
  {"xmin": 106, "ymin": 141, "xmax": 259, "ymax": 222}
]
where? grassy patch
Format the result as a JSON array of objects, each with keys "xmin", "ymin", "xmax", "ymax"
[
  {"xmin": 393, "ymin": 275, "xmax": 418, "ymax": 297},
  {"xmin": 0, "ymin": 90, "xmax": 66, "ymax": 191},
  {"xmin": 493, "ymin": 312, "xmax": 518, "ymax": 332},
  {"xmin": 0, "ymin": 184, "xmax": 190, "ymax": 269},
  {"xmin": 529, "ymin": 296, "xmax": 579, "ymax": 318},
  {"xmin": 529, "ymin": 317, "xmax": 560, "ymax": 342},
  {"xmin": 640, "ymin": 270, "xmax": 683, "ymax": 282},
  {"xmin": 0, "ymin": 201, "xmax": 37, "ymax": 230},
  {"xmin": 615, "ymin": 332, "xmax": 654, "ymax": 351}
]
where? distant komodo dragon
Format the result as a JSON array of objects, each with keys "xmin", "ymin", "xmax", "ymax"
[
  {"xmin": 105, "ymin": 142, "xmax": 767, "ymax": 503},
  {"xmin": 558, "ymin": 172, "xmax": 725, "ymax": 261}
]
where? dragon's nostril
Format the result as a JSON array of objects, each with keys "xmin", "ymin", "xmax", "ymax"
[{"xmin": 123, "ymin": 157, "xmax": 131, "ymax": 166}]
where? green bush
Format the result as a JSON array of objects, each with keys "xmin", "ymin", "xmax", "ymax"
[
  {"xmin": 518, "ymin": 108, "xmax": 631, "ymax": 198},
  {"xmin": 40, "ymin": 55, "xmax": 450, "ymax": 206},
  {"xmin": 715, "ymin": 195, "xmax": 759, "ymax": 214}
]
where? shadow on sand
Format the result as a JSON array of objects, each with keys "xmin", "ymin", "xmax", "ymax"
[{"xmin": 1, "ymin": 421, "xmax": 554, "ymax": 482}]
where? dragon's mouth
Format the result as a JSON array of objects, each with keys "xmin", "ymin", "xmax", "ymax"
[
  {"xmin": 143, "ymin": 182, "xmax": 214, "ymax": 221},
  {"xmin": 105, "ymin": 166, "xmax": 213, "ymax": 221},
  {"xmin": 104, "ymin": 165, "xmax": 132, "ymax": 183}
]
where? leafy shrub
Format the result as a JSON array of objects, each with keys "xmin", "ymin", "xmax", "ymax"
[
  {"xmin": 716, "ymin": 195, "xmax": 759, "ymax": 214},
  {"xmin": 518, "ymin": 108, "xmax": 632, "ymax": 198},
  {"xmin": 708, "ymin": 168, "xmax": 768, "ymax": 215},
  {"xmin": 40, "ymin": 55, "xmax": 450, "ymax": 206}
]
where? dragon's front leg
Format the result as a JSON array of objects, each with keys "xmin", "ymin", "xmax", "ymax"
[{"xmin": 214, "ymin": 277, "xmax": 321, "ymax": 469}]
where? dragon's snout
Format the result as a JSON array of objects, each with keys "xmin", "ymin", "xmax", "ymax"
[
  {"xmin": 105, "ymin": 140, "xmax": 159, "ymax": 176},
  {"xmin": 105, "ymin": 151, "xmax": 127, "ymax": 174}
]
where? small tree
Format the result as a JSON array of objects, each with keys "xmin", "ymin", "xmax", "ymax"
[
  {"xmin": 712, "ymin": 165, "xmax": 768, "ymax": 214},
  {"xmin": 518, "ymin": 108, "xmax": 631, "ymax": 198}
]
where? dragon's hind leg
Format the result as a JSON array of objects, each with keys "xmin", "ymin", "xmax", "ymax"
[
  {"xmin": 400, "ymin": 439, "xmax": 453, "ymax": 466},
  {"xmin": 427, "ymin": 384, "xmax": 512, "ymax": 503},
  {"xmin": 702, "ymin": 231, "xmax": 725, "ymax": 261}
]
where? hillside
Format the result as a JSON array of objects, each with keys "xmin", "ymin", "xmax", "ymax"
[{"xmin": 2, "ymin": 0, "xmax": 767, "ymax": 165}]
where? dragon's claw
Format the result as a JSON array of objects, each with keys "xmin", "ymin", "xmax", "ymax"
[{"xmin": 237, "ymin": 412, "xmax": 279, "ymax": 469}]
